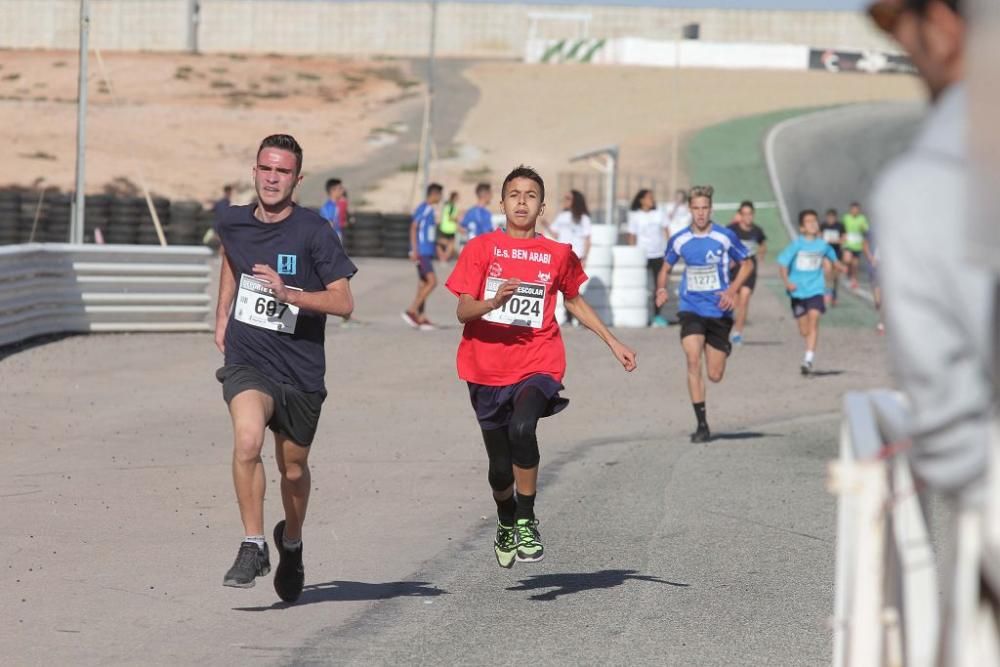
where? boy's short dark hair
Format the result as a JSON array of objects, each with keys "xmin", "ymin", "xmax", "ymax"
[
  {"xmin": 475, "ymin": 182, "xmax": 491, "ymax": 196},
  {"xmin": 850, "ymin": 201, "xmax": 861, "ymax": 208},
  {"xmin": 501, "ymin": 165, "xmax": 545, "ymax": 202},
  {"xmin": 427, "ymin": 183, "xmax": 443, "ymax": 197},
  {"xmin": 826, "ymin": 208, "xmax": 838, "ymax": 217},
  {"xmin": 739, "ymin": 200, "xmax": 754, "ymax": 211},
  {"xmin": 257, "ymin": 134, "xmax": 303, "ymax": 174},
  {"xmin": 799, "ymin": 209, "xmax": 819, "ymax": 225},
  {"xmin": 325, "ymin": 178, "xmax": 342, "ymax": 192}
]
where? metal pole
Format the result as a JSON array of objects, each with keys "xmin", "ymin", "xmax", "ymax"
[
  {"xmin": 72, "ymin": 0, "xmax": 90, "ymax": 244},
  {"xmin": 187, "ymin": 0, "xmax": 200, "ymax": 54},
  {"xmin": 420, "ymin": 0, "xmax": 438, "ymax": 195},
  {"xmin": 669, "ymin": 41, "xmax": 679, "ymax": 194}
]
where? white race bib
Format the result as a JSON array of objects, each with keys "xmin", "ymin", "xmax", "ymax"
[
  {"xmin": 743, "ymin": 241, "xmax": 759, "ymax": 257},
  {"xmin": 795, "ymin": 251, "xmax": 824, "ymax": 272},
  {"xmin": 845, "ymin": 231, "xmax": 863, "ymax": 247},
  {"xmin": 686, "ymin": 265, "xmax": 721, "ymax": 292},
  {"xmin": 823, "ymin": 229, "xmax": 841, "ymax": 244},
  {"xmin": 483, "ymin": 277, "xmax": 545, "ymax": 329},
  {"xmin": 234, "ymin": 273, "xmax": 301, "ymax": 334}
]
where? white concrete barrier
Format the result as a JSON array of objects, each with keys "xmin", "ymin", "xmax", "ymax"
[{"xmin": 0, "ymin": 243, "xmax": 213, "ymax": 348}]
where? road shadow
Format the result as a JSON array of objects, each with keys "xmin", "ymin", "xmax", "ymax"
[
  {"xmin": 232, "ymin": 580, "xmax": 448, "ymax": 611},
  {"xmin": 0, "ymin": 332, "xmax": 82, "ymax": 361},
  {"xmin": 709, "ymin": 431, "xmax": 775, "ymax": 441},
  {"xmin": 808, "ymin": 369, "xmax": 845, "ymax": 377},
  {"xmin": 506, "ymin": 569, "xmax": 688, "ymax": 602},
  {"xmin": 739, "ymin": 341, "xmax": 782, "ymax": 347}
]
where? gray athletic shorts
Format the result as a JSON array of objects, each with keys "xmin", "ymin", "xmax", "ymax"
[{"xmin": 216, "ymin": 364, "xmax": 325, "ymax": 446}]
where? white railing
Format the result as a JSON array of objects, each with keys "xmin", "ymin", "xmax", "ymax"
[
  {"xmin": 0, "ymin": 243, "xmax": 213, "ymax": 348},
  {"xmin": 832, "ymin": 391, "xmax": 998, "ymax": 666}
]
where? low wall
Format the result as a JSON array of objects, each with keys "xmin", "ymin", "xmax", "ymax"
[{"xmin": 0, "ymin": 243, "xmax": 213, "ymax": 348}]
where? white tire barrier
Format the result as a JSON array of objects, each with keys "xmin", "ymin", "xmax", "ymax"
[
  {"xmin": 609, "ymin": 307, "xmax": 648, "ymax": 328},
  {"xmin": 611, "ymin": 267, "xmax": 648, "ymax": 289},
  {"xmin": 610, "ymin": 289, "xmax": 649, "ymax": 308},
  {"xmin": 612, "ymin": 245, "xmax": 646, "ymax": 268},
  {"xmin": 585, "ymin": 245, "xmax": 613, "ymax": 269},
  {"xmin": 582, "ymin": 266, "xmax": 612, "ymax": 289},
  {"xmin": 590, "ymin": 224, "xmax": 619, "ymax": 247}
]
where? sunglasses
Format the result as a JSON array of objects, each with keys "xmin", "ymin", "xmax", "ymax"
[{"xmin": 867, "ymin": 1, "xmax": 909, "ymax": 33}]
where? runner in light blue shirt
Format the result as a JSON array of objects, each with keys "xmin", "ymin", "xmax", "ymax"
[{"xmin": 776, "ymin": 209, "xmax": 846, "ymax": 376}]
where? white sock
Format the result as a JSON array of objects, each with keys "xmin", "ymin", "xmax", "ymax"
[
  {"xmin": 244, "ymin": 535, "xmax": 266, "ymax": 550},
  {"xmin": 282, "ymin": 536, "xmax": 302, "ymax": 551},
  {"xmin": 804, "ymin": 350, "xmax": 815, "ymax": 364}
]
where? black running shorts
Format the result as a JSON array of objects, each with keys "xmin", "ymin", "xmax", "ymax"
[
  {"xmin": 678, "ymin": 311, "xmax": 734, "ymax": 356},
  {"xmin": 216, "ymin": 364, "xmax": 325, "ymax": 446}
]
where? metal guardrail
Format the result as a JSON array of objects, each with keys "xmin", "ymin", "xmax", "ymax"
[{"xmin": 0, "ymin": 243, "xmax": 213, "ymax": 347}]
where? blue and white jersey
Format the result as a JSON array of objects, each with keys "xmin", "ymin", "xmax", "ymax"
[
  {"xmin": 461, "ymin": 205, "xmax": 494, "ymax": 240},
  {"xmin": 412, "ymin": 201, "xmax": 437, "ymax": 257},
  {"xmin": 665, "ymin": 223, "xmax": 749, "ymax": 318},
  {"xmin": 776, "ymin": 236, "xmax": 838, "ymax": 299}
]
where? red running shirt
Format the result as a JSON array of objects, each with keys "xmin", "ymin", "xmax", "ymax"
[{"xmin": 445, "ymin": 229, "xmax": 587, "ymax": 386}]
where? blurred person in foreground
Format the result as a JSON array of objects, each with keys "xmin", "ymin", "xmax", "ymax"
[{"xmin": 869, "ymin": 0, "xmax": 997, "ymax": 638}]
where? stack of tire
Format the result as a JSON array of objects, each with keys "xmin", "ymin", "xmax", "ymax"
[
  {"xmin": 609, "ymin": 245, "xmax": 649, "ymax": 327},
  {"xmin": 381, "ymin": 213, "xmax": 412, "ymax": 258},
  {"xmin": 0, "ymin": 189, "xmax": 20, "ymax": 246},
  {"xmin": 41, "ymin": 193, "xmax": 72, "ymax": 243},
  {"xmin": 579, "ymin": 224, "xmax": 617, "ymax": 323},
  {"xmin": 343, "ymin": 212, "xmax": 383, "ymax": 258},
  {"xmin": 169, "ymin": 200, "xmax": 211, "ymax": 245}
]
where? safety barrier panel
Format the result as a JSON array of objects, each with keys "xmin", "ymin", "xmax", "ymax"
[
  {"xmin": 0, "ymin": 243, "xmax": 213, "ymax": 348},
  {"xmin": 832, "ymin": 392, "xmax": 998, "ymax": 666}
]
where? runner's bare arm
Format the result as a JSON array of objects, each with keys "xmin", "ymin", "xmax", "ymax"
[
  {"xmin": 778, "ymin": 264, "xmax": 797, "ymax": 293},
  {"xmin": 252, "ymin": 264, "xmax": 354, "ymax": 317},
  {"xmin": 654, "ymin": 260, "xmax": 674, "ymax": 308},
  {"xmin": 757, "ymin": 242, "xmax": 768, "ymax": 262},
  {"xmin": 564, "ymin": 296, "xmax": 637, "ymax": 372},
  {"xmin": 215, "ymin": 247, "xmax": 236, "ymax": 354},
  {"xmin": 409, "ymin": 219, "xmax": 418, "ymax": 262},
  {"xmin": 455, "ymin": 279, "xmax": 521, "ymax": 323}
]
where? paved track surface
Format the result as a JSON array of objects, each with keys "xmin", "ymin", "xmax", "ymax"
[{"xmin": 1, "ymin": 257, "xmax": 888, "ymax": 665}]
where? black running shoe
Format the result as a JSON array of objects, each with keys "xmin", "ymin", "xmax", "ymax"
[
  {"xmin": 801, "ymin": 361, "xmax": 813, "ymax": 377},
  {"xmin": 223, "ymin": 541, "xmax": 270, "ymax": 588},
  {"xmin": 690, "ymin": 424, "xmax": 711, "ymax": 443},
  {"xmin": 273, "ymin": 520, "xmax": 304, "ymax": 603}
]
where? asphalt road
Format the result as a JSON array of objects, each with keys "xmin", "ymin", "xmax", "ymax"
[
  {"xmin": 766, "ymin": 101, "xmax": 925, "ymax": 233},
  {"xmin": 1, "ymin": 257, "xmax": 890, "ymax": 665}
]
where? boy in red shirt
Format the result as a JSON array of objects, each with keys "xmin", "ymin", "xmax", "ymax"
[{"xmin": 445, "ymin": 165, "xmax": 637, "ymax": 568}]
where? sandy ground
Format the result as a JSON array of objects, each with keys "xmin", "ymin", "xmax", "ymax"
[
  {"xmin": 0, "ymin": 50, "xmax": 423, "ymax": 204},
  {"xmin": 0, "ymin": 51, "xmax": 922, "ymax": 211},
  {"xmin": 0, "ymin": 256, "xmax": 891, "ymax": 664}
]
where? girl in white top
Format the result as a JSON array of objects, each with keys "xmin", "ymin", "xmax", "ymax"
[
  {"xmin": 543, "ymin": 190, "xmax": 592, "ymax": 262},
  {"xmin": 627, "ymin": 189, "xmax": 671, "ymax": 327},
  {"xmin": 663, "ymin": 188, "xmax": 693, "ymax": 237}
]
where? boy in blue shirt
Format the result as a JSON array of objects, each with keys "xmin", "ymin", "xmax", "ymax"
[
  {"xmin": 460, "ymin": 182, "xmax": 495, "ymax": 244},
  {"xmin": 403, "ymin": 183, "xmax": 443, "ymax": 330},
  {"xmin": 319, "ymin": 178, "xmax": 344, "ymax": 238},
  {"xmin": 776, "ymin": 209, "xmax": 847, "ymax": 375},
  {"xmin": 655, "ymin": 185, "xmax": 753, "ymax": 442}
]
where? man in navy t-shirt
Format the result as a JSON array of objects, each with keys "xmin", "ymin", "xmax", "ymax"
[
  {"xmin": 214, "ymin": 134, "xmax": 357, "ymax": 600},
  {"xmin": 655, "ymin": 185, "xmax": 753, "ymax": 443},
  {"xmin": 402, "ymin": 182, "xmax": 442, "ymax": 330}
]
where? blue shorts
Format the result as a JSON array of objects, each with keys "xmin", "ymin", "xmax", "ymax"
[
  {"xmin": 791, "ymin": 295, "xmax": 826, "ymax": 318},
  {"xmin": 467, "ymin": 374, "xmax": 568, "ymax": 430},
  {"xmin": 417, "ymin": 255, "xmax": 434, "ymax": 280}
]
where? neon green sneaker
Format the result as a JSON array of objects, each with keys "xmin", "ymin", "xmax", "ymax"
[
  {"xmin": 515, "ymin": 518, "xmax": 544, "ymax": 563},
  {"xmin": 494, "ymin": 522, "xmax": 517, "ymax": 569}
]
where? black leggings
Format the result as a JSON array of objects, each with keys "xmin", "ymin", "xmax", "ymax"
[
  {"xmin": 647, "ymin": 257, "xmax": 665, "ymax": 318},
  {"xmin": 480, "ymin": 387, "xmax": 549, "ymax": 491}
]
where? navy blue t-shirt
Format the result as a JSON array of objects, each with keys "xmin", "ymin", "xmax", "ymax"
[{"xmin": 216, "ymin": 204, "xmax": 357, "ymax": 393}]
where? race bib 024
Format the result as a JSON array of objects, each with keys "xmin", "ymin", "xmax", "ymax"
[
  {"xmin": 234, "ymin": 273, "xmax": 301, "ymax": 334},
  {"xmin": 483, "ymin": 277, "xmax": 546, "ymax": 329},
  {"xmin": 686, "ymin": 265, "xmax": 722, "ymax": 293}
]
